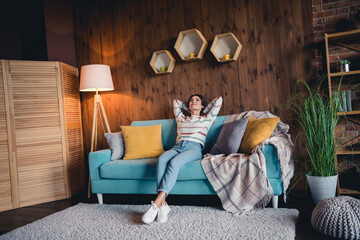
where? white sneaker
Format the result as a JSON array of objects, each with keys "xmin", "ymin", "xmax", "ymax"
[
  {"xmin": 156, "ymin": 203, "xmax": 171, "ymax": 223},
  {"xmin": 142, "ymin": 201, "xmax": 159, "ymax": 224}
]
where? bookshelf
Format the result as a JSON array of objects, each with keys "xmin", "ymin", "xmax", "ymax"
[
  {"xmin": 325, "ymin": 29, "xmax": 360, "ymax": 195},
  {"xmin": 149, "ymin": 50, "xmax": 176, "ymax": 74},
  {"xmin": 338, "ymin": 110, "xmax": 360, "ymax": 116},
  {"xmin": 210, "ymin": 33, "xmax": 242, "ymax": 63},
  {"xmin": 174, "ymin": 29, "xmax": 208, "ymax": 61},
  {"xmin": 329, "ymin": 70, "xmax": 360, "ymax": 77}
]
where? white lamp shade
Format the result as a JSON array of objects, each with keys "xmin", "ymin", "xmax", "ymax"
[{"xmin": 79, "ymin": 64, "xmax": 114, "ymax": 91}]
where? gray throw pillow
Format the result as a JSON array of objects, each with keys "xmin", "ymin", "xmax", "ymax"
[
  {"xmin": 210, "ymin": 116, "xmax": 249, "ymax": 155},
  {"xmin": 104, "ymin": 132, "xmax": 125, "ymax": 160}
]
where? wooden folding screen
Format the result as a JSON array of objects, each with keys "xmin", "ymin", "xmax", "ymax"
[{"xmin": 0, "ymin": 60, "xmax": 85, "ymax": 211}]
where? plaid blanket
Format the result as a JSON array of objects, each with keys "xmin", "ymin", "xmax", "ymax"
[{"xmin": 201, "ymin": 111, "xmax": 294, "ymax": 214}]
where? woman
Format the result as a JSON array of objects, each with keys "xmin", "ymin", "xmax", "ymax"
[{"xmin": 142, "ymin": 94, "xmax": 223, "ymax": 224}]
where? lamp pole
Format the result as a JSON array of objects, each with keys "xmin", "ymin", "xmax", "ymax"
[{"xmin": 79, "ymin": 64, "xmax": 114, "ymax": 198}]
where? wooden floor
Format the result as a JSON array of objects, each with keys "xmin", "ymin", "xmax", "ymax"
[{"xmin": 0, "ymin": 190, "xmax": 357, "ymax": 239}]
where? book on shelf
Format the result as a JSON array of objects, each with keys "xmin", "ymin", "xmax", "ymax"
[
  {"xmin": 346, "ymin": 90, "xmax": 352, "ymax": 112},
  {"xmin": 333, "ymin": 91, "xmax": 343, "ymax": 112},
  {"xmin": 341, "ymin": 91, "xmax": 347, "ymax": 112},
  {"xmin": 333, "ymin": 90, "xmax": 352, "ymax": 112}
]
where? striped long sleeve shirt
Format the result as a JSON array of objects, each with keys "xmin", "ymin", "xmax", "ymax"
[{"xmin": 173, "ymin": 96, "xmax": 223, "ymax": 147}]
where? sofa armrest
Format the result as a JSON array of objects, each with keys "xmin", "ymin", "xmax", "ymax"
[
  {"xmin": 262, "ymin": 144, "xmax": 281, "ymax": 179},
  {"xmin": 89, "ymin": 149, "xmax": 112, "ymax": 180}
]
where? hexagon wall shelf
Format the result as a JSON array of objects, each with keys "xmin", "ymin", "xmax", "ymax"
[
  {"xmin": 150, "ymin": 50, "xmax": 176, "ymax": 74},
  {"xmin": 174, "ymin": 29, "xmax": 208, "ymax": 61},
  {"xmin": 210, "ymin": 33, "xmax": 242, "ymax": 63}
]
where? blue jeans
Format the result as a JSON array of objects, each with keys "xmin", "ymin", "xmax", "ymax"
[{"xmin": 157, "ymin": 140, "xmax": 203, "ymax": 195}]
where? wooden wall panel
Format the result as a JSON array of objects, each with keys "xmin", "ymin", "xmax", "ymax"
[{"xmin": 73, "ymin": 0, "xmax": 315, "ymax": 155}]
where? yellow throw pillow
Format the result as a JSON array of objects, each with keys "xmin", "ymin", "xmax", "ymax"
[
  {"xmin": 239, "ymin": 116, "xmax": 279, "ymax": 154},
  {"xmin": 121, "ymin": 124, "xmax": 164, "ymax": 160}
]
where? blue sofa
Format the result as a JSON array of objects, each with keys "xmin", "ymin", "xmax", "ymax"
[{"xmin": 89, "ymin": 116, "xmax": 283, "ymax": 208}]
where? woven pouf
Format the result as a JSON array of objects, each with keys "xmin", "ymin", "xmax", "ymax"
[{"xmin": 311, "ymin": 196, "xmax": 360, "ymax": 240}]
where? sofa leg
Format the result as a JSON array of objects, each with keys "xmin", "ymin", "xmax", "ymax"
[
  {"xmin": 97, "ymin": 193, "xmax": 103, "ymax": 204},
  {"xmin": 272, "ymin": 195, "xmax": 278, "ymax": 208}
]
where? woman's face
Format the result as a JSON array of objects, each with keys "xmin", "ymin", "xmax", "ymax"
[{"xmin": 189, "ymin": 95, "xmax": 204, "ymax": 112}]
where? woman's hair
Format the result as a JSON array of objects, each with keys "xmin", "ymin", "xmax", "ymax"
[{"xmin": 187, "ymin": 94, "xmax": 207, "ymax": 116}]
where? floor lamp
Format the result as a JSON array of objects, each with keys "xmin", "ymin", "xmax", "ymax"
[{"xmin": 80, "ymin": 64, "xmax": 114, "ymax": 198}]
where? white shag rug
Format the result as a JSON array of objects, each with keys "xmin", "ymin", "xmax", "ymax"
[{"xmin": 0, "ymin": 203, "xmax": 299, "ymax": 240}]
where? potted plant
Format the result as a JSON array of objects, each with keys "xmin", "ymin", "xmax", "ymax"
[
  {"xmin": 339, "ymin": 59, "xmax": 351, "ymax": 72},
  {"xmin": 289, "ymin": 77, "xmax": 340, "ymax": 205}
]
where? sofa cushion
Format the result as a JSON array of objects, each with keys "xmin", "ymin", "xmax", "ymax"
[
  {"xmin": 131, "ymin": 119, "xmax": 177, "ymax": 151},
  {"xmin": 210, "ymin": 117, "xmax": 249, "ymax": 155},
  {"xmin": 121, "ymin": 125, "xmax": 164, "ymax": 160},
  {"xmin": 239, "ymin": 116, "xmax": 279, "ymax": 154},
  {"xmin": 104, "ymin": 131, "xmax": 125, "ymax": 160},
  {"xmin": 99, "ymin": 158, "xmax": 207, "ymax": 180}
]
